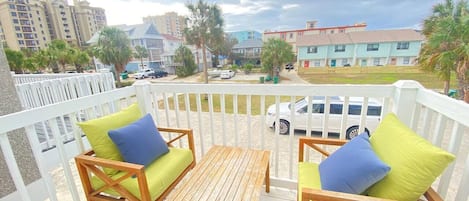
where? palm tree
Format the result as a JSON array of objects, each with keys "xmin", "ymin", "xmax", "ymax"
[
  {"xmin": 184, "ymin": 0, "xmax": 224, "ymax": 84},
  {"xmin": 4, "ymin": 48, "xmax": 25, "ymax": 74},
  {"xmin": 48, "ymin": 40, "xmax": 70, "ymax": 73},
  {"xmin": 94, "ymin": 27, "xmax": 132, "ymax": 87},
  {"xmin": 261, "ymin": 38, "xmax": 294, "ymax": 77},
  {"xmin": 133, "ymin": 46, "xmax": 149, "ymax": 70},
  {"xmin": 70, "ymin": 48, "xmax": 90, "ymax": 73},
  {"xmin": 420, "ymin": 0, "xmax": 469, "ymax": 102},
  {"xmin": 174, "ymin": 45, "xmax": 197, "ymax": 77}
]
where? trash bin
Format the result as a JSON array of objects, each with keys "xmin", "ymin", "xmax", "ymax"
[
  {"xmin": 120, "ymin": 72, "xmax": 128, "ymax": 80},
  {"xmin": 448, "ymin": 89, "xmax": 457, "ymax": 98},
  {"xmin": 265, "ymin": 75, "xmax": 272, "ymax": 81},
  {"xmin": 273, "ymin": 76, "xmax": 279, "ymax": 84},
  {"xmin": 259, "ymin": 76, "xmax": 265, "ymax": 83}
]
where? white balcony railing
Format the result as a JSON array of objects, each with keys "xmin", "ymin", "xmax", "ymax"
[{"xmin": 0, "ymin": 80, "xmax": 468, "ymax": 201}]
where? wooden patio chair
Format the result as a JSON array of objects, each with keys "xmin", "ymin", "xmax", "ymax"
[
  {"xmin": 75, "ymin": 127, "xmax": 196, "ymax": 201},
  {"xmin": 298, "ymin": 137, "xmax": 444, "ymax": 201}
]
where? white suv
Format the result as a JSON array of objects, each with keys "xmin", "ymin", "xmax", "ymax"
[
  {"xmin": 134, "ymin": 68, "xmax": 154, "ymax": 79},
  {"xmin": 266, "ymin": 96, "xmax": 382, "ymax": 139}
]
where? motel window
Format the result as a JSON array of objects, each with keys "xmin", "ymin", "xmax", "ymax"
[
  {"xmin": 397, "ymin": 42, "xmax": 409, "ymax": 50},
  {"xmin": 373, "ymin": 58, "xmax": 380, "ymax": 66},
  {"xmin": 307, "ymin": 46, "xmax": 317, "ymax": 54},
  {"xmin": 367, "ymin": 43, "xmax": 379, "ymax": 51},
  {"xmin": 403, "ymin": 57, "xmax": 410, "ymax": 64},
  {"xmin": 334, "ymin": 45, "xmax": 345, "ymax": 52},
  {"xmin": 314, "ymin": 60, "xmax": 321, "ymax": 67},
  {"xmin": 342, "ymin": 59, "xmax": 348, "ymax": 65}
]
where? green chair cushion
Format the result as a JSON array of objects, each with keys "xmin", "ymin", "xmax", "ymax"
[
  {"xmin": 298, "ymin": 162, "xmax": 321, "ymax": 201},
  {"xmin": 91, "ymin": 148, "xmax": 194, "ymax": 200},
  {"xmin": 367, "ymin": 113, "xmax": 455, "ymax": 201},
  {"xmin": 77, "ymin": 103, "xmax": 142, "ymax": 175}
]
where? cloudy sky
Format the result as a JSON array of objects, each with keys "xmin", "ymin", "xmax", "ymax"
[{"xmin": 82, "ymin": 0, "xmax": 442, "ymax": 32}]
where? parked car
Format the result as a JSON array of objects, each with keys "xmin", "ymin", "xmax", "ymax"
[
  {"xmin": 150, "ymin": 70, "xmax": 168, "ymax": 78},
  {"xmin": 220, "ymin": 70, "xmax": 235, "ymax": 79},
  {"xmin": 265, "ymin": 96, "xmax": 382, "ymax": 139},
  {"xmin": 285, "ymin": 63, "xmax": 294, "ymax": 70},
  {"xmin": 134, "ymin": 68, "xmax": 154, "ymax": 79}
]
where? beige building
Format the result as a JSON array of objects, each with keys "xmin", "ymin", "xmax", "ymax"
[
  {"xmin": 70, "ymin": 0, "xmax": 106, "ymax": 46},
  {"xmin": 0, "ymin": 0, "xmax": 106, "ymax": 51},
  {"xmin": 44, "ymin": 0, "xmax": 78, "ymax": 45},
  {"xmin": 263, "ymin": 21, "xmax": 367, "ymax": 54},
  {"xmin": 143, "ymin": 12, "xmax": 185, "ymax": 39},
  {"xmin": 0, "ymin": 0, "xmax": 51, "ymax": 51}
]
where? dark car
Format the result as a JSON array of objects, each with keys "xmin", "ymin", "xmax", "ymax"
[
  {"xmin": 285, "ymin": 63, "xmax": 294, "ymax": 70},
  {"xmin": 150, "ymin": 70, "xmax": 168, "ymax": 78}
]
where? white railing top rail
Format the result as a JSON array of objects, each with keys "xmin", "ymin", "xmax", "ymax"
[{"xmin": 13, "ymin": 73, "xmax": 104, "ymax": 85}]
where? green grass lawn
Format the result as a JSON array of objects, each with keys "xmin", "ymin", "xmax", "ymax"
[
  {"xmin": 298, "ymin": 66, "xmax": 457, "ymax": 89},
  {"xmin": 159, "ymin": 94, "xmax": 293, "ymax": 115}
]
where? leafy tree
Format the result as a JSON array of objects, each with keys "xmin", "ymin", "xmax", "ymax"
[
  {"xmin": 94, "ymin": 27, "xmax": 132, "ymax": 87},
  {"xmin": 184, "ymin": 0, "xmax": 224, "ymax": 84},
  {"xmin": 32, "ymin": 49, "xmax": 53, "ymax": 72},
  {"xmin": 261, "ymin": 38, "xmax": 294, "ymax": 77},
  {"xmin": 133, "ymin": 45, "xmax": 149, "ymax": 70},
  {"xmin": 420, "ymin": 0, "xmax": 469, "ymax": 102},
  {"xmin": 243, "ymin": 63, "xmax": 253, "ymax": 74},
  {"xmin": 48, "ymin": 40, "xmax": 70, "ymax": 73},
  {"xmin": 174, "ymin": 45, "xmax": 197, "ymax": 77},
  {"xmin": 4, "ymin": 48, "xmax": 24, "ymax": 74},
  {"xmin": 220, "ymin": 36, "xmax": 238, "ymax": 64},
  {"xmin": 70, "ymin": 48, "xmax": 90, "ymax": 73}
]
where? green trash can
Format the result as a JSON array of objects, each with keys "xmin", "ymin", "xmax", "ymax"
[
  {"xmin": 448, "ymin": 89, "xmax": 457, "ymax": 98},
  {"xmin": 273, "ymin": 76, "xmax": 279, "ymax": 84},
  {"xmin": 120, "ymin": 72, "xmax": 128, "ymax": 80},
  {"xmin": 265, "ymin": 75, "xmax": 272, "ymax": 81},
  {"xmin": 259, "ymin": 76, "xmax": 265, "ymax": 83}
]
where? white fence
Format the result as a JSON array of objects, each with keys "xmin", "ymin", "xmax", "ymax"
[
  {"xmin": 0, "ymin": 80, "xmax": 468, "ymax": 201},
  {"xmin": 12, "ymin": 73, "xmax": 115, "ymax": 151}
]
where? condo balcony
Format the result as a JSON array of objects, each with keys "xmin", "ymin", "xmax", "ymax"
[{"xmin": 1, "ymin": 73, "xmax": 468, "ymax": 201}]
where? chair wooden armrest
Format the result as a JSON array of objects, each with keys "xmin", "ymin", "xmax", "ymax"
[
  {"xmin": 298, "ymin": 137, "xmax": 348, "ymax": 162},
  {"xmin": 302, "ymin": 188, "xmax": 396, "ymax": 201},
  {"xmin": 75, "ymin": 127, "xmax": 196, "ymax": 201},
  {"xmin": 298, "ymin": 136, "xmax": 443, "ymax": 201}
]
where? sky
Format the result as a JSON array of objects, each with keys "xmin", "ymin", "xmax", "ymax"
[{"xmin": 80, "ymin": 0, "xmax": 443, "ymax": 32}]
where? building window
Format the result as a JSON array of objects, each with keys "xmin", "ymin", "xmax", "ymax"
[
  {"xmin": 9, "ymin": 4, "xmax": 15, "ymax": 9},
  {"xmin": 330, "ymin": 30, "xmax": 335, "ymax": 34},
  {"xmin": 289, "ymin": 33, "xmax": 293, "ymax": 39},
  {"xmin": 403, "ymin": 57, "xmax": 410, "ymax": 64},
  {"xmin": 367, "ymin": 43, "xmax": 379, "ymax": 51},
  {"xmin": 397, "ymin": 42, "xmax": 409, "ymax": 50},
  {"xmin": 13, "ymin": 19, "xmax": 19, "ymax": 24},
  {"xmin": 11, "ymin": 12, "xmax": 17, "ymax": 17},
  {"xmin": 342, "ymin": 58, "xmax": 348, "ymax": 65},
  {"xmin": 15, "ymin": 26, "xmax": 21, "ymax": 31},
  {"xmin": 334, "ymin": 45, "xmax": 345, "ymax": 52},
  {"xmin": 307, "ymin": 46, "xmax": 317, "ymax": 53},
  {"xmin": 339, "ymin": 29, "xmax": 345, "ymax": 33},
  {"xmin": 373, "ymin": 58, "xmax": 380, "ymax": 66},
  {"xmin": 18, "ymin": 40, "xmax": 24, "ymax": 45},
  {"xmin": 314, "ymin": 60, "xmax": 321, "ymax": 67},
  {"xmin": 16, "ymin": 33, "xmax": 23, "ymax": 38}
]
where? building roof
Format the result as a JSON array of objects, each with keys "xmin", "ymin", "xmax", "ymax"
[
  {"xmin": 233, "ymin": 39, "xmax": 263, "ymax": 49},
  {"xmin": 86, "ymin": 23, "xmax": 164, "ymax": 44},
  {"xmin": 296, "ymin": 29, "xmax": 424, "ymax": 47},
  {"xmin": 161, "ymin": 34, "xmax": 182, "ymax": 41},
  {"xmin": 264, "ymin": 23, "xmax": 367, "ymax": 35}
]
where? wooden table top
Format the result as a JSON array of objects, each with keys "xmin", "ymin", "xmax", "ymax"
[{"xmin": 167, "ymin": 145, "xmax": 270, "ymax": 201}]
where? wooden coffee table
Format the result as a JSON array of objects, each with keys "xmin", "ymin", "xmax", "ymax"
[{"xmin": 167, "ymin": 146, "xmax": 270, "ymax": 201}]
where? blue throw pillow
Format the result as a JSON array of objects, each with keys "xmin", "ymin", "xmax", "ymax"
[
  {"xmin": 108, "ymin": 114, "xmax": 169, "ymax": 167},
  {"xmin": 318, "ymin": 133, "xmax": 390, "ymax": 194}
]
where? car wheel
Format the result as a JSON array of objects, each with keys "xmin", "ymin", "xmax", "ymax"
[
  {"xmin": 346, "ymin": 126, "xmax": 369, "ymax": 139},
  {"xmin": 274, "ymin": 120, "xmax": 290, "ymax": 135}
]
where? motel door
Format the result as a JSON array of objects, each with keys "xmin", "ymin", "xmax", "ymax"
[
  {"xmin": 304, "ymin": 60, "xmax": 309, "ymax": 68},
  {"xmin": 361, "ymin": 59, "xmax": 367, "ymax": 67},
  {"xmin": 331, "ymin": 59, "xmax": 336, "ymax": 67}
]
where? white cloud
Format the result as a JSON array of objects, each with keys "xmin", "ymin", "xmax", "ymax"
[
  {"xmin": 282, "ymin": 4, "xmax": 299, "ymax": 10},
  {"xmin": 85, "ymin": 0, "xmax": 188, "ymax": 25},
  {"xmin": 220, "ymin": 1, "xmax": 272, "ymax": 16}
]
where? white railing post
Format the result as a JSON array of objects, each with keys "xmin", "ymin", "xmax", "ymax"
[
  {"xmin": 391, "ymin": 80, "xmax": 421, "ymax": 126},
  {"xmin": 134, "ymin": 80, "xmax": 153, "ymax": 115}
]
